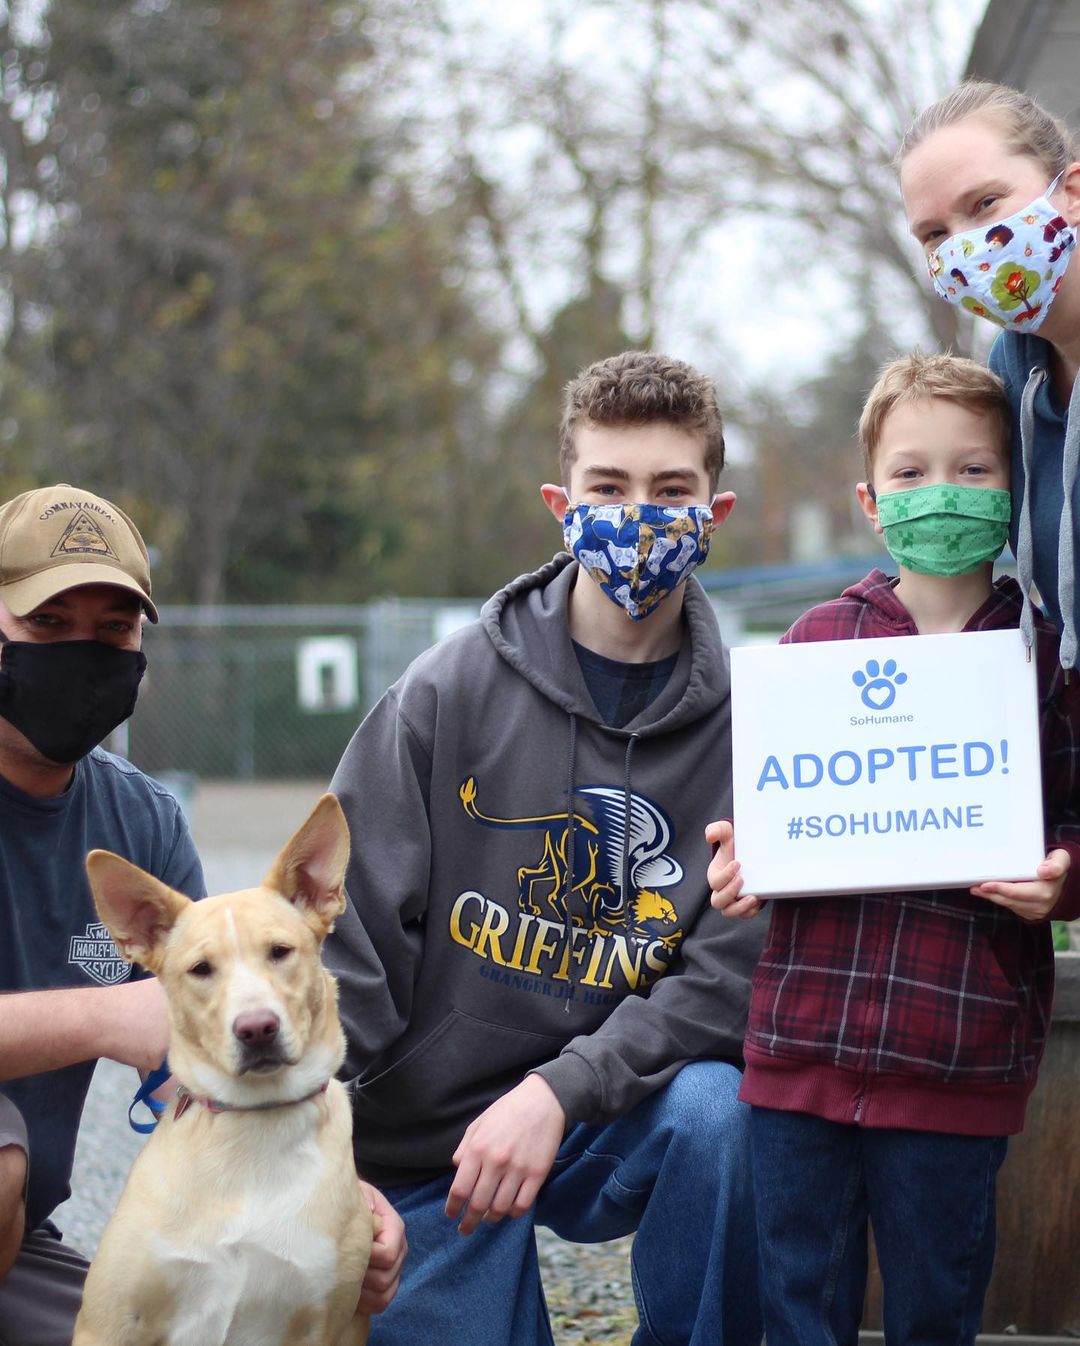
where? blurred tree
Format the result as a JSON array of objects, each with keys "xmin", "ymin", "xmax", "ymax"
[
  {"xmin": 422, "ymin": 0, "xmax": 976, "ymax": 376},
  {"xmin": 417, "ymin": 0, "xmax": 981, "ymax": 572},
  {"xmin": 0, "ymin": 0, "xmax": 985, "ymax": 601},
  {"xmin": 0, "ymin": 0, "xmax": 503, "ymax": 603},
  {"xmin": 427, "ymin": 0, "xmax": 726, "ymax": 362},
  {"xmin": 676, "ymin": 0, "xmax": 976, "ymax": 355},
  {"xmin": 735, "ymin": 280, "xmax": 898, "ymax": 566}
]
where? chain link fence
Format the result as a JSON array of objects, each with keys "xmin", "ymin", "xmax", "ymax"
[
  {"xmin": 119, "ymin": 593, "xmax": 747, "ymax": 785},
  {"xmin": 119, "ymin": 599, "xmax": 484, "ymax": 783}
]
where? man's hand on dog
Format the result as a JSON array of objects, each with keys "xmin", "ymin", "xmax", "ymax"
[
  {"xmin": 357, "ymin": 1182, "xmax": 407, "ymax": 1314},
  {"xmin": 446, "ymin": 1074, "xmax": 566, "ymax": 1235}
]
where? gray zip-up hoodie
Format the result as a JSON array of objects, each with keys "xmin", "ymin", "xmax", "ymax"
[
  {"xmin": 989, "ymin": 329, "xmax": 1080, "ymax": 668},
  {"xmin": 325, "ymin": 554, "xmax": 764, "ymax": 1187}
]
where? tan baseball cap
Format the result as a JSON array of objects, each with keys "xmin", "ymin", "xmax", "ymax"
[{"xmin": 0, "ymin": 484, "xmax": 158, "ymax": 622}]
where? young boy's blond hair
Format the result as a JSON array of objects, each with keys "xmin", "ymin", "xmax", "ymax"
[{"xmin": 858, "ymin": 351, "xmax": 1012, "ymax": 480}]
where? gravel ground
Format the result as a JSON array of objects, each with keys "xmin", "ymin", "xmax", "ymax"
[
  {"xmin": 52, "ymin": 779, "xmax": 641, "ymax": 1343},
  {"xmin": 540, "ymin": 1229, "xmax": 637, "ymax": 1344}
]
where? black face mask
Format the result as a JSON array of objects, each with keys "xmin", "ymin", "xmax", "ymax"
[{"xmin": 0, "ymin": 635, "xmax": 146, "ymax": 764}]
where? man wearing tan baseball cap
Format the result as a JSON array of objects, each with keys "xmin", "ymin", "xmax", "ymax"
[
  {"xmin": 0, "ymin": 483, "xmax": 158, "ymax": 623},
  {"xmin": 0, "ymin": 484, "xmax": 162, "ymax": 772},
  {"xmin": 0, "ymin": 483, "xmax": 204, "ymax": 1345}
]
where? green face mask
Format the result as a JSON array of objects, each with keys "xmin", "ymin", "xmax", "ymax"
[{"xmin": 876, "ymin": 482, "xmax": 1011, "ymax": 577}]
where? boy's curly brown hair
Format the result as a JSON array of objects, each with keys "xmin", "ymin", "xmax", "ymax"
[{"xmin": 560, "ymin": 351, "xmax": 725, "ymax": 491}]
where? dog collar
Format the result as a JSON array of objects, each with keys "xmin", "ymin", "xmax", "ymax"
[{"xmin": 173, "ymin": 1079, "xmax": 330, "ymax": 1122}]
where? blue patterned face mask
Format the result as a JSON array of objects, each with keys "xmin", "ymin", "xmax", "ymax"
[{"xmin": 563, "ymin": 502, "xmax": 715, "ymax": 620}]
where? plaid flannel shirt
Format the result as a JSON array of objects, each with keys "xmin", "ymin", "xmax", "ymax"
[{"xmin": 740, "ymin": 570, "xmax": 1080, "ymax": 1136}]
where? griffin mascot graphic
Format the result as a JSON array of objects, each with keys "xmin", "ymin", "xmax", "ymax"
[{"xmin": 459, "ymin": 776, "xmax": 684, "ymax": 950}]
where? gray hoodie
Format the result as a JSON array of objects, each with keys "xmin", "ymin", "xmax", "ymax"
[{"xmin": 325, "ymin": 554, "xmax": 764, "ymax": 1187}]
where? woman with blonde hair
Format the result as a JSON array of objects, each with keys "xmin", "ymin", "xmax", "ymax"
[{"xmin": 899, "ymin": 81, "xmax": 1080, "ymax": 666}]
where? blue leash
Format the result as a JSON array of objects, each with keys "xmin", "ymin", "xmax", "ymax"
[{"xmin": 128, "ymin": 1058, "xmax": 171, "ymax": 1134}]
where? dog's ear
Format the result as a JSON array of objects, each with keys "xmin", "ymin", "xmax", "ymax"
[
  {"xmin": 262, "ymin": 793, "xmax": 351, "ymax": 940},
  {"xmin": 86, "ymin": 850, "xmax": 192, "ymax": 974}
]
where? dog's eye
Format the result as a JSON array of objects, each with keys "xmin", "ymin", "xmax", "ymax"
[
  {"xmin": 269, "ymin": 945, "xmax": 293, "ymax": 962},
  {"xmin": 188, "ymin": 960, "xmax": 213, "ymax": 978}
]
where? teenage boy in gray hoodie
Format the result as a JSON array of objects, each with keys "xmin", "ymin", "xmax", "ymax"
[{"xmin": 325, "ymin": 350, "xmax": 764, "ymax": 1345}]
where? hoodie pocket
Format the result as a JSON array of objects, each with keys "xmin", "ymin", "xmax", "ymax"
[
  {"xmin": 352, "ymin": 1009, "xmax": 568, "ymax": 1169},
  {"xmin": 876, "ymin": 901, "xmax": 1039, "ymax": 1082}
]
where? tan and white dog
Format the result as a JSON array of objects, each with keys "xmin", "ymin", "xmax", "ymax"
[{"xmin": 73, "ymin": 794, "xmax": 374, "ymax": 1346}]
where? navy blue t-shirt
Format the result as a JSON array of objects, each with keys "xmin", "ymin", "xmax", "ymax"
[
  {"xmin": 572, "ymin": 640, "xmax": 679, "ymax": 729},
  {"xmin": 0, "ymin": 748, "xmax": 204, "ymax": 1231}
]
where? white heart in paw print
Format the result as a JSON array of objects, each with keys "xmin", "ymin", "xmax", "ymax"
[{"xmin": 862, "ymin": 683, "xmax": 893, "ymax": 710}]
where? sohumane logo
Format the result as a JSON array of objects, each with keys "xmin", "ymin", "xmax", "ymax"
[{"xmin": 852, "ymin": 658, "xmax": 907, "ymax": 711}]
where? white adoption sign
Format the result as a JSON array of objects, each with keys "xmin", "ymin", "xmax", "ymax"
[{"xmin": 730, "ymin": 629, "xmax": 1044, "ymax": 897}]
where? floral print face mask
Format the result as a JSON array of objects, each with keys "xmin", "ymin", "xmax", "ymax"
[
  {"xmin": 563, "ymin": 502, "xmax": 715, "ymax": 620},
  {"xmin": 927, "ymin": 176, "xmax": 1075, "ymax": 331}
]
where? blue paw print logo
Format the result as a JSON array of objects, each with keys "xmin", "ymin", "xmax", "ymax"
[{"xmin": 852, "ymin": 658, "xmax": 907, "ymax": 711}]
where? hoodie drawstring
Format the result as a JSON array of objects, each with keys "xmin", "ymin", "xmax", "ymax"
[
  {"xmin": 1018, "ymin": 364, "xmax": 1080, "ymax": 672},
  {"xmin": 1058, "ymin": 370, "xmax": 1080, "ymax": 671},
  {"xmin": 620, "ymin": 734, "xmax": 639, "ymax": 918},
  {"xmin": 1017, "ymin": 366, "xmax": 1043, "ymax": 660},
  {"xmin": 562, "ymin": 713, "xmax": 578, "ymax": 1012}
]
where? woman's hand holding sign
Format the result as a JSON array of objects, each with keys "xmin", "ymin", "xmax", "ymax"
[
  {"xmin": 971, "ymin": 849, "xmax": 1072, "ymax": 922},
  {"xmin": 705, "ymin": 820, "xmax": 763, "ymax": 919}
]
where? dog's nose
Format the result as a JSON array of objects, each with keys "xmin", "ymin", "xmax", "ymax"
[{"xmin": 233, "ymin": 1010, "xmax": 280, "ymax": 1045}]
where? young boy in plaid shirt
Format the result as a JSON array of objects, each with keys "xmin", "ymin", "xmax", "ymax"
[{"xmin": 707, "ymin": 352, "xmax": 1080, "ymax": 1346}]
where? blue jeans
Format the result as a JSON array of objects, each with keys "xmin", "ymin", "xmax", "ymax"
[
  {"xmin": 368, "ymin": 1062, "xmax": 761, "ymax": 1345},
  {"xmin": 749, "ymin": 1106, "xmax": 1007, "ymax": 1346}
]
